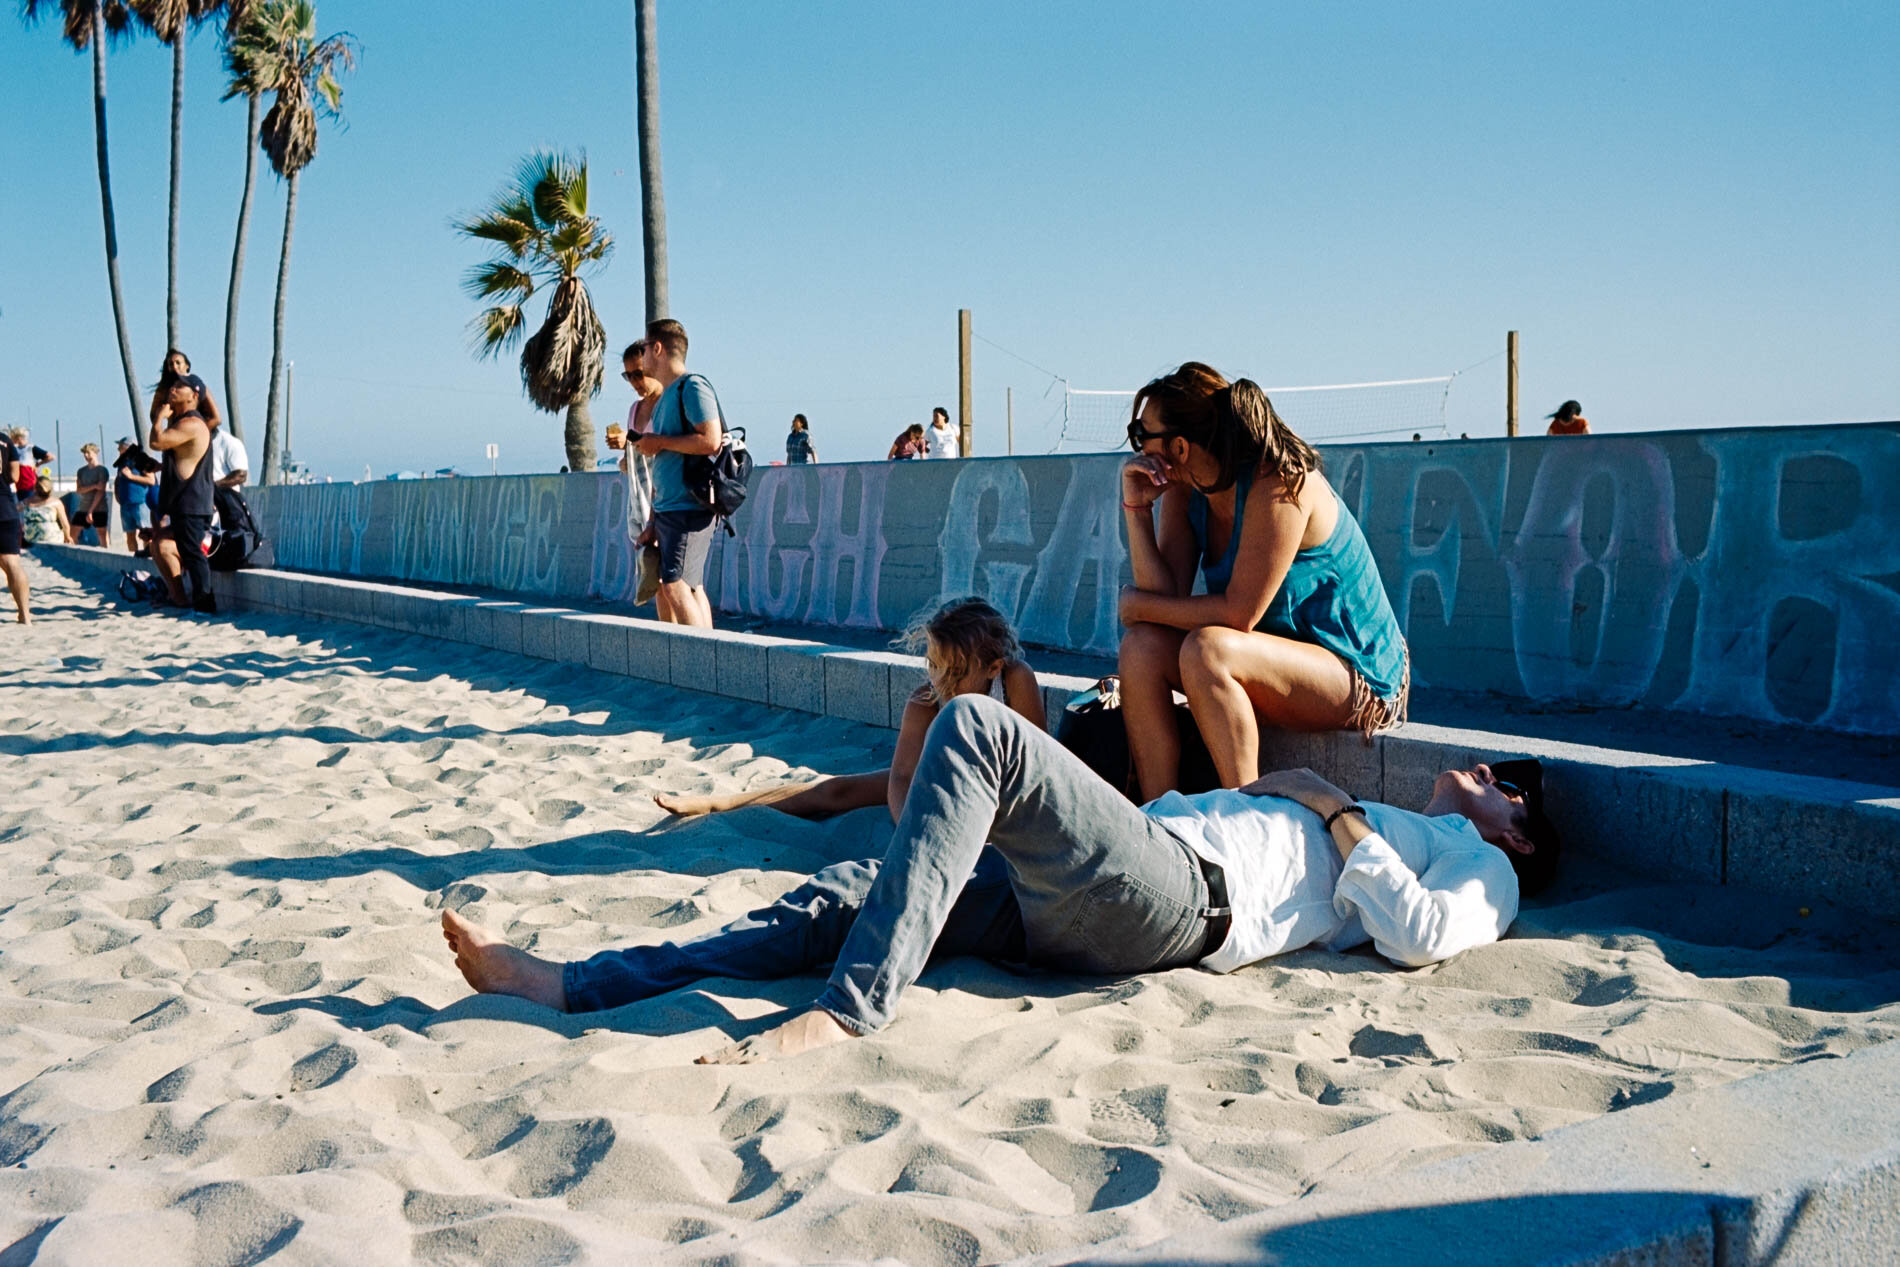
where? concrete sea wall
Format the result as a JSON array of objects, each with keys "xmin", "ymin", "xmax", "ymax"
[{"xmin": 249, "ymin": 421, "xmax": 1900, "ymax": 736}]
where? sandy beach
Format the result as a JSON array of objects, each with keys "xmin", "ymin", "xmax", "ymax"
[{"xmin": 4, "ymin": 558, "xmax": 1899, "ymax": 1265}]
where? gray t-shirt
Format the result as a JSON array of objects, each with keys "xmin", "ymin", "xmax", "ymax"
[
  {"xmin": 77, "ymin": 462, "xmax": 109, "ymax": 510},
  {"xmin": 650, "ymin": 374, "xmax": 721, "ymax": 513}
]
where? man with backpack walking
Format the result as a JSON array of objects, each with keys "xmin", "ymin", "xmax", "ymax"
[{"xmin": 633, "ymin": 318, "xmax": 724, "ymax": 628}]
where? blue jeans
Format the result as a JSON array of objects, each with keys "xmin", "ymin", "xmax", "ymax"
[{"xmin": 563, "ymin": 696, "xmax": 1213, "ymax": 1032}]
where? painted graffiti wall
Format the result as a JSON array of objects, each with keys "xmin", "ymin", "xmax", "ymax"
[{"xmin": 251, "ymin": 422, "xmax": 1900, "ymax": 735}]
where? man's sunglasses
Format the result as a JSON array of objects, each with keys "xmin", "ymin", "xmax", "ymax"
[
  {"xmin": 1126, "ymin": 419, "xmax": 1179, "ymax": 451},
  {"xmin": 1494, "ymin": 778, "xmax": 1524, "ymax": 800}
]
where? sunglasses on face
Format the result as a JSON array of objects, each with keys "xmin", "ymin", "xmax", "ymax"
[
  {"xmin": 1125, "ymin": 419, "xmax": 1178, "ymax": 451},
  {"xmin": 1494, "ymin": 778, "xmax": 1525, "ymax": 801}
]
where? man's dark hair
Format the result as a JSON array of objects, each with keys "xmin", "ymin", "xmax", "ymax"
[
  {"xmin": 646, "ymin": 319, "xmax": 688, "ymax": 358},
  {"xmin": 622, "ymin": 340, "xmax": 645, "ymax": 362},
  {"xmin": 932, "ymin": 406, "xmax": 949, "ymax": 423},
  {"xmin": 1490, "ymin": 758, "xmax": 1562, "ymax": 897}
]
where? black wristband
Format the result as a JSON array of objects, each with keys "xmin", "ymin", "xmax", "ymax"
[{"xmin": 1323, "ymin": 803, "xmax": 1366, "ymax": 831}]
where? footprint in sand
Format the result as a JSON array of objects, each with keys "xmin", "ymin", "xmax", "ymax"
[{"xmin": 533, "ymin": 798, "xmax": 584, "ymax": 826}]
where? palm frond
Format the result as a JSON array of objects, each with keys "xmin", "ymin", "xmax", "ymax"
[
  {"xmin": 22, "ymin": 0, "xmax": 133, "ymax": 50},
  {"xmin": 469, "ymin": 304, "xmax": 526, "ymax": 360},
  {"xmin": 460, "ymin": 260, "xmax": 535, "ymax": 304},
  {"xmin": 453, "ymin": 209, "xmax": 539, "ymax": 259},
  {"xmin": 520, "ymin": 276, "xmax": 605, "ymax": 412}
]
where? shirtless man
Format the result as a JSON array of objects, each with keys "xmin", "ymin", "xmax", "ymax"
[{"xmin": 148, "ymin": 380, "xmax": 216, "ymax": 612}]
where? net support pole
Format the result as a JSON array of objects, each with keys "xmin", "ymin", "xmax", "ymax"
[
  {"xmin": 1006, "ymin": 387, "xmax": 1014, "ymax": 455},
  {"xmin": 1506, "ymin": 330, "xmax": 1519, "ymax": 437},
  {"xmin": 958, "ymin": 308, "xmax": 973, "ymax": 457}
]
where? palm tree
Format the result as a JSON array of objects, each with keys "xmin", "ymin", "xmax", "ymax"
[
  {"xmin": 633, "ymin": 0, "xmax": 667, "ymax": 321},
  {"xmin": 21, "ymin": 0, "xmax": 147, "ymax": 444},
  {"xmin": 231, "ymin": 0, "xmax": 354, "ymax": 484},
  {"xmin": 455, "ymin": 151, "xmax": 613, "ymax": 474},
  {"xmin": 217, "ymin": 0, "xmax": 261, "ymax": 440},
  {"xmin": 127, "ymin": 0, "xmax": 220, "ymax": 353}
]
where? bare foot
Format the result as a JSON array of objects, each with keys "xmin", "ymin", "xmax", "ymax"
[
  {"xmin": 653, "ymin": 791, "xmax": 723, "ymax": 817},
  {"xmin": 696, "ymin": 1009, "xmax": 856, "ymax": 1065},
  {"xmin": 440, "ymin": 909, "xmax": 567, "ymax": 1011}
]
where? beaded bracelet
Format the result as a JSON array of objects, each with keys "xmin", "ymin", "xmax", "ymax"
[{"xmin": 1323, "ymin": 803, "xmax": 1367, "ymax": 831}]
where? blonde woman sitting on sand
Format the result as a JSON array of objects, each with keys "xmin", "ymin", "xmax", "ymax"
[{"xmin": 655, "ymin": 596, "xmax": 1046, "ymax": 821}]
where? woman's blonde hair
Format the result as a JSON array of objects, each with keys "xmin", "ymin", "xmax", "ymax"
[{"xmin": 897, "ymin": 596, "xmax": 1022, "ymax": 701}]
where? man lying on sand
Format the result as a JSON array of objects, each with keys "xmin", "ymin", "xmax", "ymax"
[{"xmin": 442, "ymin": 696, "xmax": 1560, "ymax": 1064}]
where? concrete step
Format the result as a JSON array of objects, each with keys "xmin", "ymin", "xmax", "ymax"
[{"xmin": 38, "ymin": 544, "xmax": 1900, "ymax": 924}]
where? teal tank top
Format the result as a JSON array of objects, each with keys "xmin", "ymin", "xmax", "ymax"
[{"xmin": 1187, "ymin": 468, "xmax": 1408, "ymax": 700}]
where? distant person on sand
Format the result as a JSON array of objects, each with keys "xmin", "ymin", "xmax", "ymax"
[
  {"xmin": 73, "ymin": 443, "xmax": 111, "ymax": 546},
  {"xmin": 925, "ymin": 407, "xmax": 959, "ymax": 459},
  {"xmin": 441, "ymin": 703, "xmax": 1558, "ymax": 1064},
  {"xmin": 887, "ymin": 423, "xmax": 927, "ymax": 460},
  {"xmin": 633, "ymin": 320, "xmax": 722, "ymax": 628},
  {"xmin": 113, "ymin": 437, "xmax": 159, "ymax": 554},
  {"xmin": 149, "ymin": 377, "xmax": 217, "ymax": 612},
  {"xmin": 1118, "ymin": 363, "xmax": 1409, "ymax": 802},
  {"xmin": 1546, "ymin": 400, "xmax": 1589, "ymax": 436},
  {"xmin": 0, "ymin": 431, "xmax": 29, "ymax": 621},
  {"xmin": 786, "ymin": 414, "xmax": 816, "ymax": 465},
  {"xmin": 656, "ymin": 597, "xmax": 1045, "ymax": 820}
]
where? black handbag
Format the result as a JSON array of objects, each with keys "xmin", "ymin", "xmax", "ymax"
[{"xmin": 1055, "ymin": 676, "xmax": 1220, "ymax": 802}]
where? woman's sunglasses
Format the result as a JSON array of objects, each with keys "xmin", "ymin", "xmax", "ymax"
[{"xmin": 1126, "ymin": 419, "xmax": 1179, "ymax": 451}]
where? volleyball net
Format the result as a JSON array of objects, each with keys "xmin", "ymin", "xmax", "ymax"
[{"xmin": 1055, "ymin": 374, "xmax": 1454, "ymax": 452}]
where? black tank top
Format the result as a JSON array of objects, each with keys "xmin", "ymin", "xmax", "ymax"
[{"xmin": 159, "ymin": 414, "xmax": 216, "ymax": 517}]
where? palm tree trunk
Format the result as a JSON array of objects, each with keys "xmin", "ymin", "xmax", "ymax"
[
  {"xmin": 91, "ymin": 7, "xmax": 145, "ymax": 446},
  {"xmin": 261, "ymin": 170, "xmax": 298, "ymax": 486},
  {"xmin": 223, "ymin": 92, "xmax": 261, "ymax": 442},
  {"xmin": 634, "ymin": 0, "xmax": 668, "ymax": 322},
  {"xmin": 564, "ymin": 397, "xmax": 594, "ymax": 475},
  {"xmin": 166, "ymin": 33, "xmax": 184, "ymax": 351}
]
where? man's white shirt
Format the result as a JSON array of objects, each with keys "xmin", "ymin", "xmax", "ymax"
[
  {"xmin": 210, "ymin": 430, "xmax": 248, "ymax": 484},
  {"xmin": 1144, "ymin": 789, "xmax": 1519, "ymax": 971},
  {"xmin": 926, "ymin": 423, "xmax": 959, "ymax": 458}
]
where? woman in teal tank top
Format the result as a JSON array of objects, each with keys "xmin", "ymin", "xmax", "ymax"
[{"xmin": 1117, "ymin": 362, "xmax": 1409, "ymax": 801}]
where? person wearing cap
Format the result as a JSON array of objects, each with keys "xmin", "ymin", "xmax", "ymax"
[{"xmin": 439, "ymin": 696, "xmax": 1559, "ymax": 1064}]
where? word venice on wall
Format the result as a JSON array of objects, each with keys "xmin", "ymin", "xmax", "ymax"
[{"xmin": 251, "ymin": 422, "xmax": 1900, "ymax": 737}]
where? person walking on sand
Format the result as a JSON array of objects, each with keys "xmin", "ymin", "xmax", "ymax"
[
  {"xmin": 632, "ymin": 321, "xmax": 723, "ymax": 628},
  {"xmin": 786, "ymin": 414, "xmax": 817, "ymax": 465},
  {"xmin": 656, "ymin": 597, "xmax": 1045, "ymax": 821},
  {"xmin": 0, "ymin": 431, "xmax": 29, "ymax": 622},
  {"xmin": 72, "ymin": 443, "xmax": 111, "ymax": 547},
  {"xmin": 440, "ymin": 697, "xmax": 1559, "ymax": 1065},
  {"xmin": 1117, "ymin": 362, "xmax": 1408, "ymax": 801},
  {"xmin": 149, "ymin": 377, "xmax": 216, "ymax": 612},
  {"xmin": 925, "ymin": 406, "xmax": 959, "ymax": 459},
  {"xmin": 1546, "ymin": 400, "xmax": 1589, "ymax": 436}
]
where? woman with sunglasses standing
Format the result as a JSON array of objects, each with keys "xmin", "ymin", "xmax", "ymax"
[{"xmin": 1117, "ymin": 362, "xmax": 1408, "ymax": 801}]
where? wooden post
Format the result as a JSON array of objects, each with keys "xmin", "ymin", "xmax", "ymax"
[
  {"xmin": 1505, "ymin": 330, "xmax": 1519, "ymax": 437},
  {"xmin": 958, "ymin": 308, "xmax": 973, "ymax": 457},
  {"xmin": 1006, "ymin": 387, "xmax": 1014, "ymax": 455}
]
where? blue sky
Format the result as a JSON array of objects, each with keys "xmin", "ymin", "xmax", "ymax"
[{"xmin": 3, "ymin": 1, "xmax": 1896, "ymax": 477}]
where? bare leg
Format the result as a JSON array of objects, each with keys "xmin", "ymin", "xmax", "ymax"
[
  {"xmin": 1119, "ymin": 621, "xmax": 1187, "ymax": 800},
  {"xmin": 655, "ymin": 579, "xmax": 686, "ymax": 624},
  {"xmin": 153, "ymin": 536, "xmax": 187, "ymax": 604},
  {"xmin": 440, "ymin": 909, "xmax": 567, "ymax": 1011},
  {"xmin": 688, "ymin": 585, "xmax": 714, "ymax": 628},
  {"xmin": 655, "ymin": 769, "xmax": 889, "ymax": 819},
  {"xmin": 0, "ymin": 555, "xmax": 28, "ymax": 624},
  {"xmin": 1177, "ymin": 626, "xmax": 1358, "ymax": 787},
  {"xmin": 697, "ymin": 1009, "xmax": 853, "ymax": 1065}
]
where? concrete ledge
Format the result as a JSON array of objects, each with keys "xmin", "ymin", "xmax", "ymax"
[
  {"xmin": 32, "ymin": 544, "xmax": 1900, "ymax": 924},
  {"xmin": 1061, "ymin": 1037, "xmax": 1900, "ymax": 1266}
]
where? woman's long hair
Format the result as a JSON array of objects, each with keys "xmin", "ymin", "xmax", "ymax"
[
  {"xmin": 1131, "ymin": 361, "xmax": 1321, "ymax": 498},
  {"xmin": 1547, "ymin": 399, "xmax": 1583, "ymax": 424},
  {"xmin": 155, "ymin": 348, "xmax": 191, "ymax": 394}
]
